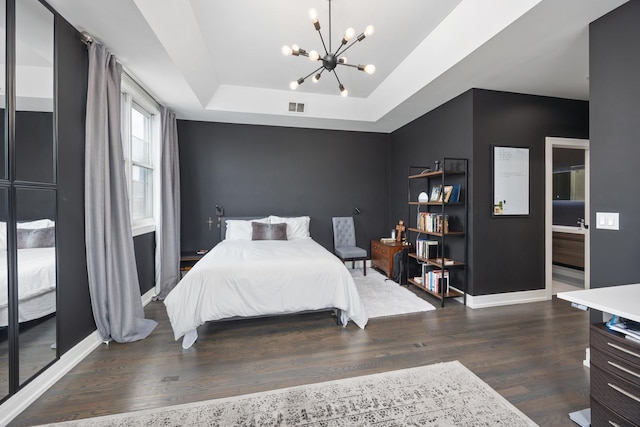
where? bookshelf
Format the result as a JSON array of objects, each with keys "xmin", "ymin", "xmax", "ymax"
[{"xmin": 407, "ymin": 159, "xmax": 468, "ymax": 307}]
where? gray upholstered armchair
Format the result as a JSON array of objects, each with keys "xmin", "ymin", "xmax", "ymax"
[{"xmin": 332, "ymin": 217, "xmax": 367, "ymax": 275}]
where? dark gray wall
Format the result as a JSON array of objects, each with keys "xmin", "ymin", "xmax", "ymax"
[
  {"xmin": 178, "ymin": 121, "xmax": 391, "ymax": 252},
  {"xmin": 55, "ymin": 14, "xmax": 94, "ymax": 354},
  {"xmin": 388, "ymin": 89, "xmax": 588, "ymax": 296},
  {"xmin": 134, "ymin": 232, "xmax": 155, "ymax": 294},
  {"xmin": 589, "ymin": 1, "xmax": 640, "ymax": 291},
  {"xmin": 471, "ymin": 90, "xmax": 588, "ymax": 295}
]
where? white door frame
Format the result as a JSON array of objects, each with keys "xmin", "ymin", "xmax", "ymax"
[{"xmin": 545, "ymin": 137, "xmax": 590, "ymax": 299}]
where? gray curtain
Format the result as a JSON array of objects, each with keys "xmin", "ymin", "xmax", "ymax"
[
  {"xmin": 85, "ymin": 42, "xmax": 157, "ymax": 342},
  {"xmin": 155, "ymin": 106, "xmax": 181, "ymax": 299}
]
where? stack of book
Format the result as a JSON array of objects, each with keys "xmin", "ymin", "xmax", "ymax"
[
  {"xmin": 421, "ymin": 265, "xmax": 449, "ymax": 294},
  {"xmin": 416, "ymin": 212, "xmax": 449, "ymax": 233},
  {"xmin": 416, "ymin": 237, "xmax": 438, "ymax": 259}
]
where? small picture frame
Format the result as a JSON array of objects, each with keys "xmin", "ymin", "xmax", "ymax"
[
  {"xmin": 442, "ymin": 185, "xmax": 454, "ymax": 203},
  {"xmin": 429, "ymin": 185, "xmax": 442, "ymax": 202}
]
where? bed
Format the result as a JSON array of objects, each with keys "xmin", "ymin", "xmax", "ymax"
[
  {"xmin": 0, "ymin": 220, "xmax": 57, "ymax": 327},
  {"xmin": 164, "ymin": 216, "xmax": 368, "ymax": 349}
]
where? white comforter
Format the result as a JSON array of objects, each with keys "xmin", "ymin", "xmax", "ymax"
[{"xmin": 164, "ymin": 239, "xmax": 368, "ymax": 342}]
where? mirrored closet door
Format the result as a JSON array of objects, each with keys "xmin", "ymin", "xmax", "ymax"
[{"xmin": 2, "ymin": 0, "xmax": 57, "ymax": 401}]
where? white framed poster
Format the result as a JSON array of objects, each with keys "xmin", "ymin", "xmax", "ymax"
[{"xmin": 492, "ymin": 146, "xmax": 529, "ymax": 216}]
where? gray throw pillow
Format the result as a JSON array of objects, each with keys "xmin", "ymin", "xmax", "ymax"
[
  {"xmin": 17, "ymin": 226, "xmax": 55, "ymax": 249},
  {"xmin": 251, "ymin": 222, "xmax": 288, "ymax": 241}
]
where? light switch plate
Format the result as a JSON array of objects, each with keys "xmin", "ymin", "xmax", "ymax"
[{"xmin": 595, "ymin": 212, "xmax": 619, "ymax": 230}]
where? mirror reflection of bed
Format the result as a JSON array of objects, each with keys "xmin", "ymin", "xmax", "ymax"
[{"xmin": 0, "ymin": 218, "xmax": 57, "ymax": 386}]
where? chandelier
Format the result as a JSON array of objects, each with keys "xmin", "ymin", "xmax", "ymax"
[{"xmin": 281, "ymin": 0, "xmax": 375, "ymax": 97}]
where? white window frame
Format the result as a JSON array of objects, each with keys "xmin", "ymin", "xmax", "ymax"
[{"xmin": 121, "ymin": 74, "xmax": 161, "ymax": 237}]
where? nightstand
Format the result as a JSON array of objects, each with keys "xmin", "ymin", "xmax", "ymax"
[
  {"xmin": 180, "ymin": 252, "xmax": 206, "ymax": 277},
  {"xmin": 370, "ymin": 239, "xmax": 407, "ymax": 279}
]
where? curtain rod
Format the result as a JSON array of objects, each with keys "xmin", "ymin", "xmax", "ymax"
[{"xmin": 80, "ymin": 31, "xmax": 94, "ymax": 45}]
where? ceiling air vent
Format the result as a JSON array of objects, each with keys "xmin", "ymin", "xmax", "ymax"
[{"xmin": 288, "ymin": 102, "xmax": 305, "ymax": 114}]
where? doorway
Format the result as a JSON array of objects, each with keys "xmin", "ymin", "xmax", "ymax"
[{"xmin": 545, "ymin": 137, "xmax": 590, "ymax": 299}]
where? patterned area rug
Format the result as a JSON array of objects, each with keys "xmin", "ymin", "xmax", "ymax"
[
  {"xmin": 350, "ymin": 269, "xmax": 436, "ymax": 318},
  {"xmin": 41, "ymin": 361, "xmax": 536, "ymax": 426}
]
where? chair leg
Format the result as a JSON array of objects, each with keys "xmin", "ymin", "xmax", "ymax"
[
  {"xmin": 363, "ymin": 258, "xmax": 366, "ymax": 276},
  {"xmin": 352, "ymin": 259, "xmax": 355, "ymax": 269}
]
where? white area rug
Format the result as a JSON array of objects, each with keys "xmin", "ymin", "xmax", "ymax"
[
  {"xmin": 350, "ymin": 269, "xmax": 436, "ymax": 318},
  {"xmin": 40, "ymin": 361, "xmax": 536, "ymax": 426}
]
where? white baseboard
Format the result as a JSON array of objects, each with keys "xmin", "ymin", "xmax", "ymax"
[
  {"xmin": 0, "ymin": 288, "xmax": 156, "ymax": 426},
  {"xmin": 461, "ymin": 289, "xmax": 548, "ymax": 309},
  {"xmin": 0, "ymin": 330, "xmax": 103, "ymax": 426}
]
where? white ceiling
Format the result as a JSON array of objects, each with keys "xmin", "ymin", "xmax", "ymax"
[{"xmin": 46, "ymin": 0, "xmax": 628, "ymax": 133}]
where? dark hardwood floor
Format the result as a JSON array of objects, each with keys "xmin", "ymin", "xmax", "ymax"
[{"xmin": 11, "ymin": 291, "xmax": 590, "ymax": 426}]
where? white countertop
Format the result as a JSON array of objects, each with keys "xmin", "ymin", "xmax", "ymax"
[{"xmin": 557, "ymin": 283, "xmax": 640, "ymax": 323}]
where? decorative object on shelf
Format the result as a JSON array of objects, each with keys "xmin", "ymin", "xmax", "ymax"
[
  {"xmin": 442, "ymin": 185, "xmax": 454, "ymax": 203},
  {"xmin": 395, "ymin": 220, "xmax": 406, "ymax": 242},
  {"xmin": 418, "ymin": 192, "xmax": 429, "ymax": 202},
  {"xmin": 282, "ymin": 0, "xmax": 375, "ymax": 96},
  {"xmin": 429, "ymin": 185, "xmax": 442, "ymax": 202},
  {"xmin": 420, "ymin": 168, "xmax": 431, "ymax": 174},
  {"xmin": 434, "ymin": 160, "xmax": 441, "ymax": 171}
]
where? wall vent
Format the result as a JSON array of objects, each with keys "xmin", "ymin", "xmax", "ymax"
[{"xmin": 288, "ymin": 102, "xmax": 305, "ymax": 113}]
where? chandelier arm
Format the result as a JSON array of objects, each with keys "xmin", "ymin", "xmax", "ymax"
[
  {"xmin": 317, "ymin": 30, "xmax": 329, "ymax": 55},
  {"xmin": 339, "ymin": 63, "xmax": 358, "ymax": 69},
  {"xmin": 303, "ymin": 65, "xmax": 325, "ymax": 81},
  {"xmin": 335, "ymin": 38, "xmax": 360, "ymax": 58},
  {"xmin": 333, "ymin": 69, "xmax": 343, "ymax": 86}
]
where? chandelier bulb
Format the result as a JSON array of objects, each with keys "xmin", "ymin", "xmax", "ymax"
[
  {"xmin": 281, "ymin": 45, "xmax": 293, "ymax": 56},
  {"xmin": 339, "ymin": 84, "xmax": 348, "ymax": 97},
  {"xmin": 338, "ymin": 57, "xmax": 347, "ymax": 64},
  {"xmin": 364, "ymin": 25, "xmax": 375, "ymax": 37},
  {"xmin": 290, "ymin": 80, "xmax": 299, "ymax": 90},
  {"xmin": 308, "ymin": 8, "xmax": 318, "ymax": 22},
  {"xmin": 312, "ymin": 73, "xmax": 321, "ymax": 83},
  {"xmin": 309, "ymin": 50, "xmax": 320, "ymax": 61},
  {"xmin": 291, "ymin": 44, "xmax": 300, "ymax": 55},
  {"xmin": 343, "ymin": 27, "xmax": 356, "ymax": 43},
  {"xmin": 364, "ymin": 64, "xmax": 376, "ymax": 75}
]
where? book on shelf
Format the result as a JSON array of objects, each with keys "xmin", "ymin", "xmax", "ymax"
[
  {"xmin": 449, "ymin": 184, "xmax": 461, "ymax": 203},
  {"xmin": 416, "ymin": 212, "xmax": 449, "ymax": 233},
  {"xmin": 416, "ymin": 237, "xmax": 438, "ymax": 259},
  {"xmin": 421, "ymin": 265, "xmax": 449, "ymax": 294},
  {"xmin": 380, "ymin": 237, "xmax": 396, "ymax": 244}
]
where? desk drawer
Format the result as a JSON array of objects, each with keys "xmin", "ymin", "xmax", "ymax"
[
  {"xmin": 592, "ymin": 325, "xmax": 640, "ymax": 370},
  {"xmin": 591, "ymin": 364, "xmax": 640, "ymax": 423},
  {"xmin": 592, "ymin": 346, "xmax": 640, "ymax": 386},
  {"xmin": 591, "ymin": 398, "xmax": 639, "ymax": 427},
  {"xmin": 371, "ymin": 241, "xmax": 389, "ymax": 256}
]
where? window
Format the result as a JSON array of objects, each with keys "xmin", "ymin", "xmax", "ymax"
[{"xmin": 121, "ymin": 75, "xmax": 160, "ymax": 236}]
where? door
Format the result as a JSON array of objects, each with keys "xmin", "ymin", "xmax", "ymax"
[{"xmin": 545, "ymin": 137, "xmax": 590, "ymax": 299}]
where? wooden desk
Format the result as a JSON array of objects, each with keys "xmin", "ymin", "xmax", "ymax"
[
  {"xmin": 370, "ymin": 239, "xmax": 406, "ymax": 278},
  {"xmin": 558, "ymin": 284, "xmax": 640, "ymax": 425}
]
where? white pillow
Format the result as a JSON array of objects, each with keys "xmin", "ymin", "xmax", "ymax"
[
  {"xmin": 17, "ymin": 219, "xmax": 55, "ymax": 229},
  {"xmin": 225, "ymin": 217, "xmax": 270, "ymax": 241},
  {"xmin": 268, "ymin": 216, "xmax": 310, "ymax": 240}
]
